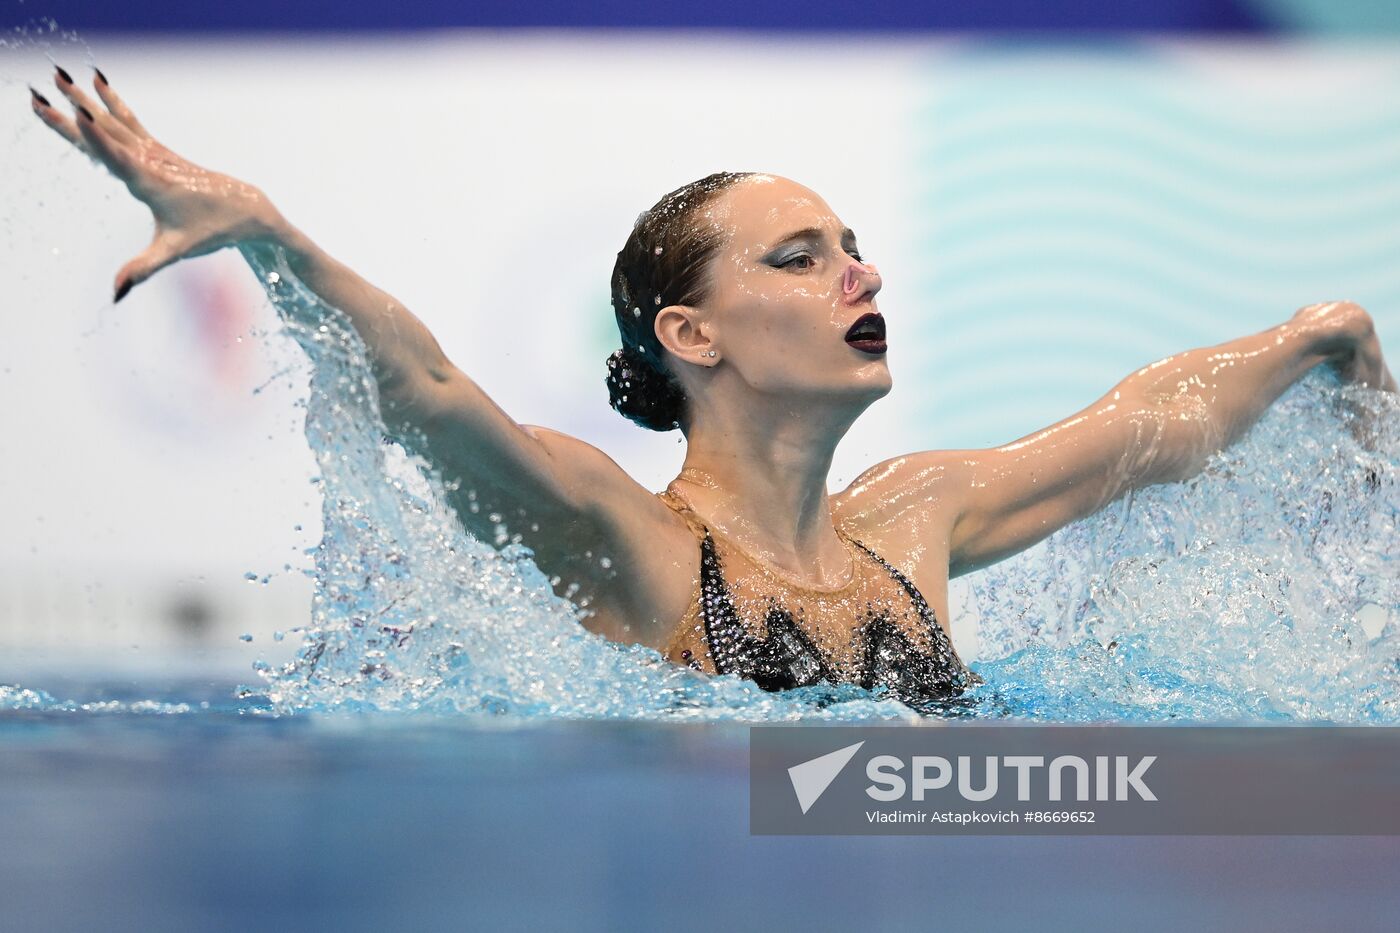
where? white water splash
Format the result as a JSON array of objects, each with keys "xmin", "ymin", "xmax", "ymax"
[
  {"xmin": 239, "ymin": 243, "xmax": 924, "ymax": 723},
  {"xmin": 969, "ymin": 372, "xmax": 1399, "ymax": 722},
  {"xmin": 233, "ymin": 241, "xmax": 1399, "ymax": 723}
]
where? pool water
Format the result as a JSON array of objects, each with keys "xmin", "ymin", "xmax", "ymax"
[{"xmin": 3, "ymin": 684, "xmax": 1400, "ymax": 932}]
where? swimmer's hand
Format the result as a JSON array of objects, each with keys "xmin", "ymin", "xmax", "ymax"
[
  {"xmin": 1291, "ymin": 300, "xmax": 1397, "ymax": 394},
  {"xmin": 1289, "ymin": 301, "xmax": 1395, "ymax": 454},
  {"xmin": 30, "ymin": 66, "xmax": 284, "ymax": 303}
]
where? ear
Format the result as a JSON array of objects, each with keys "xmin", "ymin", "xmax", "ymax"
[{"xmin": 654, "ymin": 304, "xmax": 715, "ymax": 366}]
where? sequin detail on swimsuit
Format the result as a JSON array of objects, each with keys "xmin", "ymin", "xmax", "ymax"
[{"xmin": 657, "ymin": 487, "xmax": 978, "ymax": 710}]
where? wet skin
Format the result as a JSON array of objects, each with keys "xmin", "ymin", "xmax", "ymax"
[{"xmin": 31, "ymin": 69, "xmax": 1398, "ymax": 668}]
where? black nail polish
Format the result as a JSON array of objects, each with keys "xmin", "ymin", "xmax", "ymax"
[
  {"xmin": 114, "ymin": 280, "xmax": 132, "ymax": 304},
  {"xmin": 77, "ymin": 104, "xmax": 94, "ymax": 121},
  {"xmin": 55, "ymin": 65, "xmax": 73, "ymax": 85},
  {"xmin": 94, "ymin": 66, "xmax": 109, "ymax": 86},
  {"xmin": 29, "ymin": 86, "xmax": 51, "ymax": 107}
]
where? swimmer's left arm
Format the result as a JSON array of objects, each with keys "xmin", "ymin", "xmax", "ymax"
[{"xmin": 846, "ymin": 302, "xmax": 1392, "ymax": 578}]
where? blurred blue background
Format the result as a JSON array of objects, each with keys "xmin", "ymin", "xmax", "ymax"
[{"xmin": 19, "ymin": 0, "xmax": 1400, "ymax": 33}]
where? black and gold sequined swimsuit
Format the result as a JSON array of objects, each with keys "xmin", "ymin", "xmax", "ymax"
[{"xmin": 657, "ymin": 484, "xmax": 979, "ymax": 709}]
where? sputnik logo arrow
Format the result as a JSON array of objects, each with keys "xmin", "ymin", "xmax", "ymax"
[{"xmin": 788, "ymin": 741, "xmax": 865, "ymax": 814}]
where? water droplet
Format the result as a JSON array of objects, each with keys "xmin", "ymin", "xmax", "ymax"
[
  {"xmin": 632, "ymin": 307, "xmax": 641, "ymax": 318},
  {"xmin": 600, "ymin": 556, "xmax": 613, "ymax": 569},
  {"xmin": 653, "ymin": 295, "xmax": 662, "ymax": 306},
  {"xmin": 654, "ymin": 246, "xmax": 664, "ymax": 255},
  {"xmin": 239, "ymin": 633, "xmax": 253, "ymax": 642}
]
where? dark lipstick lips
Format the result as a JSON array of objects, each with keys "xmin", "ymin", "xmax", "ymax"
[{"xmin": 844, "ymin": 312, "xmax": 887, "ymax": 354}]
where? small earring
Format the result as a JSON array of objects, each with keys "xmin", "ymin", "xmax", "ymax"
[{"xmin": 706, "ymin": 350, "xmax": 717, "ymax": 358}]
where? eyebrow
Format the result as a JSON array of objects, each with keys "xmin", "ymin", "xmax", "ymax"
[{"xmin": 768, "ymin": 226, "xmax": 859, "ymax": 249}]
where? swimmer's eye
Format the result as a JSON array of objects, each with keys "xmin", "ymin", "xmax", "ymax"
[{"xmin": 778, "ymin": 253, "xmax": 816, "ymax": 270}]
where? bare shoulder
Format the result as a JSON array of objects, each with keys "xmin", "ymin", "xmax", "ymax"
[
  {"xmin": 830, "ymin": 449, "xmax": 976, "ymax": 564},
  {"xmin": 519, "ymin": 426, "xmax": 702, "ymax": 652},
  {"xmin": 830, "ymin": 450, "xmax": 977, "ymax": 639},
  {"xmin": 519, "ymin": 425, "xmax": 657, "ymax": 506},
  {"xmin": 823, "ymin": 448, "xmax": 980, "ymax": 591}
]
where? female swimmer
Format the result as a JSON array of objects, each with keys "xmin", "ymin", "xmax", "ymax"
[{"xmin": 29, "ymin": 68, "xmax": 1396, "ymax": 706}]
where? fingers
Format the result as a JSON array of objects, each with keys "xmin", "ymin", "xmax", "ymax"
[
  {"xmin": 72, "ymin": 101, "xmax": 140, "ymax": 179},
  {"xmin": 31, "ymin": 67, "xmax": 140, "ymax": 179},
  {"xmin": 90, "ymin": 67, "xmax": 152, "ymax": 140},
  {"xmin": 29, "ymin": 84, "xmax": 92, "ymax": 155},
  {"xmin": 51, "ymin": 65, "xmax": 140, "ymax": 148}
]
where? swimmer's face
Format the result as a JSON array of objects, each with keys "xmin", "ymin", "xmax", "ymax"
[{"xmin": 659, "ymin": 174, "xmax": 891, "ymax": 414}]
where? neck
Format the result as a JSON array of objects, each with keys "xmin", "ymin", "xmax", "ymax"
[{"xmin": 673, "ymin": 396, "xmax": 859, "ymax": 585}]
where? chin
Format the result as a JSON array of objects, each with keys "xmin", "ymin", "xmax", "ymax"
[
  {"xmin": 860, "ymin": 363, "xmax": 894, "ymax": 396},
  {"xmin": 840, "ymin": 370, "xmax": 892, "ymax": 406}
]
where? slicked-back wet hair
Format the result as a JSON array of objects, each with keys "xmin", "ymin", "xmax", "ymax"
[{"xmin": 605, "ymin": 171, "xmax": 754, "ymax": 432}]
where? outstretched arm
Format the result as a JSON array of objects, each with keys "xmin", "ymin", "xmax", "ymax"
[
  {"xmin": 29, "ymin": 67, "xmax": 670, "ymax": 624},
  {"xmin": 843, "ymin": 301, "xmax": 1393, "ymax": 579}
]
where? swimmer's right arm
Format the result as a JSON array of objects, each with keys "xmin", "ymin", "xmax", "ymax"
[{"xmin": 30, "ymin": 67, "xmax": 689, "ymax": 639}]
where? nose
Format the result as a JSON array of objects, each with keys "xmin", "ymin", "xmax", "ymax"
[{"xmin": 841, "ymin": 259, "xmax": 881, "ymax": 302}]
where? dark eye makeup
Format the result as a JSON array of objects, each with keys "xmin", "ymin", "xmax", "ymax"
[{"xmin": 768, "ymin": 245, "xmax": 865, "ymax": 270}]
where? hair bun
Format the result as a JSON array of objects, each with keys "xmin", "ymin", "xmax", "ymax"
[
  {"xmin": 605, "ymin": 172, "xmax": 753, "ymax": 434},
  {"xmin": 605, "ymin": 346, "xmax": 684, "ymax": 432}
]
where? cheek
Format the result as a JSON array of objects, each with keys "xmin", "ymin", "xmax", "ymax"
[
  {"xmin": 725, "ymin": 313, "xmax": 846, "ymax": 391},
  {"xmin": 714, "ymin": 279, "xmax": 850, "ymax": 384},
  {"xmin": 724, "ymin": 278, "xmax": 842, "ymax": 341},
  {"xmin": 733, "ymin": 280, "xmax": 840, "ymax": 312},
  {"xmin": 733, "ymin": 300, "xmax": 827, "ymax": 350}
]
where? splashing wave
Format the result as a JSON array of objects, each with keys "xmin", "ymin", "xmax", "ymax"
[
  {"xmin": 9, "ymin": 246, "xmax": 1394, "ymax": 723},
  {"xmin": 237, "ymin": 243, "xmax": 1398, "ymax": 722}
]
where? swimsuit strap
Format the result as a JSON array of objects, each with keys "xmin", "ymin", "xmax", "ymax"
[
  {"xmin": 847, "ymin": 536, "xmax": 979, "ymax": 686},
  {"xmin": 656, "ymin": 488, "xmax": 710, "ymax": 542},
  {"xmin": 840, "ymin": 537, "xmax": 929, "ymax": 610},
  {"xmin": 657, "ymin": 486, "xmax": 738, "ymax": 674}
]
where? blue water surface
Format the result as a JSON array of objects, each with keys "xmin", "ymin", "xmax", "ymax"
[{"xmin": 3, "ymin": 685, "xmax": 1400, "ymax": 933}]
